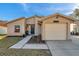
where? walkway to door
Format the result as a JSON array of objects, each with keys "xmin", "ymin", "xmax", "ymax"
[{"xmin": 10, "ymin": 35, "xmax": 48, "ymax": 49}]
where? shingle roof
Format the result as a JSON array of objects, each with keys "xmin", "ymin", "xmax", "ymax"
[
  {"xmin": 26, "ymin": 15, "xmax": 45, "ymax": 20},
  {"xmin": 6, "ymin": 17, "xmax": 25, "ymax": 24},
  {"xmin": 7, "ymin": 16, "xmax": 45, "ymax": 24}
]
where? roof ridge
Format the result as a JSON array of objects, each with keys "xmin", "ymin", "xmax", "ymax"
[{"xmin": 7, "ymin": 17, "xmax": 25, "ymax": 24}]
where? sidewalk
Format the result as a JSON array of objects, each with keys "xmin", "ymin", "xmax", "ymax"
[{"xmin": 23, "ymin": 44, "xmax": 48, "ymax": 49}]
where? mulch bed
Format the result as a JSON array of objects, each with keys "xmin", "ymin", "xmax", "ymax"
[{"xmin": 27, "ymin": 35, "xmax": 45, "ymax": 44}]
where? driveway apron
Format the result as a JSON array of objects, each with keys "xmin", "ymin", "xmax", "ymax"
[{"xmin": 46, "ymin": 40, "xmax": 79, "ymax": 56}]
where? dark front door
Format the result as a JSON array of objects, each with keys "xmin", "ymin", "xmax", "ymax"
[{"xmin": 31, "ymin": 25, "xmax": 35, "ymax": 34}]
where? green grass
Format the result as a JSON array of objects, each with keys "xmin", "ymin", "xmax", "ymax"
[
  {"xmin": 0, "ymin": 36, "xmax": 22, "ymax": 48},
  {"xmin": 0, "ymin": 36, "xmax": 6, "ymax": 40},
  {"xmin": 0, "ymin": 49, "xmax": 51, "ymax": 56},
  {"xmin": 0, "ymin": 34, "xmax": 6, "ymax": 36},
  {"xmin": 0, "ymin": 36, "xmax": 51, "ymax": 56}
]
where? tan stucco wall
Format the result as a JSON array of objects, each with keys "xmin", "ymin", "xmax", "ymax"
[
  {"xmin": 35, "ymin": 17, "xmax": 42, "ymax": 36},
  {"xmin": 34, "ymin": 20, "xmax": 41, "ymax": 35},
  {"xmin": 70, "ymin": 23, "xmax": 76, "ymax": 32},
  {"xmin": 26, "ymin": 17, "xmax": 41, "ymax": 36},
  {"xmin": 26, "ymin": 18, "xmax": 35, "ymax": 24},
  {"xmin": 42, "ymin": 16, "xmax": 73, "ymax": 40},
  {"xmin": 7, "ymin": 19, "xmax": 25, "ymax": 36},
  {"xmin": 7, "ymin": 17, "xmax": 42, "ymax": 36}
]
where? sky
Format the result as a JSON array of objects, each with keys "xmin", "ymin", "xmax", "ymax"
[{"xmin": 0, "ymin": 3, "xmax": 79, "ymax": 21}]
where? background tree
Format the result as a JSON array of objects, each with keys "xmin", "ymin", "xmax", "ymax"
[
  {"xmin": 70, "ymin": 8, "xmax": 79, "ymax": 35},
  {"xmin": 71, "ymin": 8, "xmax": 79, "ymax": 19}
]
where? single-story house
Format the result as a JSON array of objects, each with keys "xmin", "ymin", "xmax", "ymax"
[
  {"xmin": 0, "ymin": 20, "xmax": 7, "ymax": 34},
  {"xmin": 6, "ymin": 13, "xmax": 76, "ymax": 40}
]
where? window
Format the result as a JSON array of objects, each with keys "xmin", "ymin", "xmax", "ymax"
[
  {"xmin": 15, "ymin": 25, "xmax": 20, "ymax": 32},
  {"xmin": 53, "ymin": 16, "xmax": 59, "ymax": 23}
]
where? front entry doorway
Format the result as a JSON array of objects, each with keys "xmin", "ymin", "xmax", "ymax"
[
  {"xmin": 31, "ymin": 25, "xmax": 35, "ymax": 34},
  {"xmin": 25, "ymin": 24, "xmax": 35, "ymax": 35}
]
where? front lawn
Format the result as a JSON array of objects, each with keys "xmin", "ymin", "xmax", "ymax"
[
  {"xmin": 0, "ymin": 49, "xmax": 51, "ymax": 56},
  {"xmin": 0, "ymin": 35, "xmax": 6, "ymax": 40},
  {"xmin": 0, "ymin": 36, "xmax": 22, "ymax": 48},
  {"xmin": 0, "ymin": 36, "xmax": 51, "ymax": 56}
]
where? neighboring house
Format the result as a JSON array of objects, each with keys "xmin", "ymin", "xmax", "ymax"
[
  {"xmin": 0, "ymin": 20, "xmax": 7, "ymax": 34},
  {"xmin": 7, "ymin": 13, "xmax": 75, "ymax": 40},
  {"xmin": 72, "ymin": 20, "xmax": 79, "ymax": 33}
]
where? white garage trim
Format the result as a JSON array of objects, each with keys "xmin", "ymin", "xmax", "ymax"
[{"xmin": 44, "ymin": 23, "xmax": 67, "ymax": 40}]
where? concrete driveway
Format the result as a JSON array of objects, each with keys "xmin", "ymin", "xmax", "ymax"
[{"xmin": 46, "ymin": 40, "xmax": 79, "ymax": 56}]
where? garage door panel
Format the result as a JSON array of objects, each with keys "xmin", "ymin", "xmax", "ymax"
[{"xmin": 45, "ymin": 24, "xmax": 66, "ymax": 40}]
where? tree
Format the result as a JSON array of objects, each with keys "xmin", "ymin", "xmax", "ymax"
[
  {"xmin": 71, "ymin": 8, "xmax": 79, "ymax": 35},
  {"xmin": 72, "ymin": 9, "xmax": 79, "ymax": 19}
]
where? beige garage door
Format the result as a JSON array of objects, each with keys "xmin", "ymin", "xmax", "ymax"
[{"xmin": 45, "ymin": 23, "xmax": 66, "ymax": 40}]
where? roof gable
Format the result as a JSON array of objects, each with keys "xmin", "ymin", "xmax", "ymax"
[
  {"xmin": 26, "ymin": 15, "xmax": 45, "ymax": 20},
  {"xmin": 41, "ymin": 13, "xmax": 75, "ymax": 22}
]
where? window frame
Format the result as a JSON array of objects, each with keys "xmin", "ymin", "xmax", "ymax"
[{"xmin": 14, "ymin": 25, "xmax": 20, "ymax": 33}]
